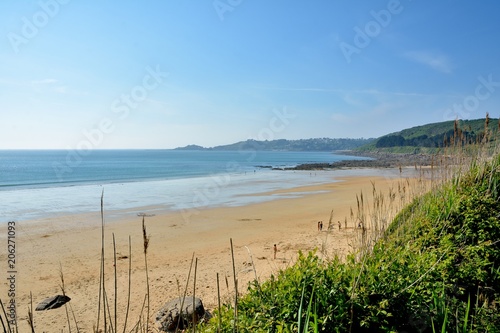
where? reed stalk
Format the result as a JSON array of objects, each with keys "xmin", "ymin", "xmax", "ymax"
[
  {"xmin": 113, "ymin": 234, "xmax": 117, "ymax": 333},
  {"xmin": 230, "ymin": 238, "xmax": 238, "ymax": 333},
  {"xmin": 96, "ymin": 189, "xmax": 105, "ymax": 332},
  {"xmin": 216, "ymin": 273, "xmax": 221, "ymax": 333},
  {"xmin": 122, "ymin": 236, "xmax": 132, "ymax": 333},
  {"xmin": 192, "ymin": 258, "xmax": 198, "ymax": 333},
  {"xmin": 141, "ymin": 217, "xmax": 150, "ymax": 333},
  {"xmin": 176, "ymin": 253, "xmax": 195, "ymax": 333}
]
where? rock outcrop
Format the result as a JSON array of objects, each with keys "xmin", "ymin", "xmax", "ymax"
[{"xmin": 156, "ymin": 297, "xmax": 206, "ymax": 332}]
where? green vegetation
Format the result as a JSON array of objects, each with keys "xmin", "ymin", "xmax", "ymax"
[
  {"xmin": 359, "ymin": 117, "xmax": 500, "ymax": 153},
  {"xmin": 175, "ymin": 138, "xmax": 374, "ymax": 152},
  {"xmin": 201, "ymin": 149, "xmax": 500, "ymax": 331}
]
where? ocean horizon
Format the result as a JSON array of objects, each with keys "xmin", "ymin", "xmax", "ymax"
[{"xmin": 0, "ymin": 150, "xmax": 382, "ymax": 222}]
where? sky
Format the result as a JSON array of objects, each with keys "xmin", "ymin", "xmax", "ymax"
[{"xmin": 1, "ymin": 1, "xmax": 500, "ymax": 149}]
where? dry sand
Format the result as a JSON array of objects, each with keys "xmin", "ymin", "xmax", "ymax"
[{"xmin": 1, "ymin": 171, "xmax": 415, "ymax": 331}]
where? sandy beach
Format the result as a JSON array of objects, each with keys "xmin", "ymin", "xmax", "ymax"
[{"xmin": 2, "ymin": 170, "xmax": 417, "ymax": 331}]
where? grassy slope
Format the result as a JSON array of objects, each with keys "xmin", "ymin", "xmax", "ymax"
[
  {"xmin": 202, "ymin": 154, "xmax": 500, "ymax": 332},
  {"xmin": 358, "ymin": 118, "xmax": 500, "ymax": 153},
  {"xmin": 392, "ymin": 118, "xmax": 495, "ymax": 139}
]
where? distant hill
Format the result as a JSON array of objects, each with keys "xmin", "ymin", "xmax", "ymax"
[
  {"xmin": 358, "ymin": 117, "xmax": 500, "ymax": 153},
  {"xmin": 175, "ymin": 138, "xmax": 374, "ymax": 152},
  {"xmin": 176, "ymin": 144, "xmax": 205, "ymax": 150}
]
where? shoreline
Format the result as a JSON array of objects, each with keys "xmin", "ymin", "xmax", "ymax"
[
  {"xmin": 2, "ymin": 169, "xmax": 418, "ymax": 331},
  {"xmin": 1, "ymin": 167, "xmax": 406, "ymax": 224}
]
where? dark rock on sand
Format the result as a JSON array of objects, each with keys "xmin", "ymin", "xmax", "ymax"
[
  {"xmin": 156, "ymin": 296, "xmax": 206, "ymax": 332},
  {"xmin": 35, "ymin": 295, "xmax": 71, "ymax": 311}
]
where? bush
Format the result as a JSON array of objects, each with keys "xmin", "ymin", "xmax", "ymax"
[{"xmin": 202, "ymin": 154, "xmax": 500, "ymax": 332}]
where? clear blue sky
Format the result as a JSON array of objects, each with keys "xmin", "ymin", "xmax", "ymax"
[{"xmin": 1, "ymin": 1, "xmax": 500, "ymax": 149}]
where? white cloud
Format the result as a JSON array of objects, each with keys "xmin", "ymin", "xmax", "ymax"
[{"xmin": 404, "ymin": 51, "xmax": 453, "ymax": 74}]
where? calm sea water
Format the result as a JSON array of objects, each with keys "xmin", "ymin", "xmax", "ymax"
[{"xmin": 0, "ymin": 150, "xmax": 373, "ymax": 222}]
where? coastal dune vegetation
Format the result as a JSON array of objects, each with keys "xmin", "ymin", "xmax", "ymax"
[{"xmin": 204, "ymin": 157, "xmax": 500, "ymax": 332}]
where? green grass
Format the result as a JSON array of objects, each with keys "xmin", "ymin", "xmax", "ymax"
[{"xmin": 200, "ymin": 152, "xmax": 500, "ymax": 332}]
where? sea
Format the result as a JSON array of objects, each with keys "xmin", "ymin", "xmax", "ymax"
[{"xmin": 0, "ymin": 150, "xmax": 379, "ymax": 223}]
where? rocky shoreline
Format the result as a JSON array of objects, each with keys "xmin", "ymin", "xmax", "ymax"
[{"xmin": 271, "ymin": 151, "xmax": 441, "ymax": 171}]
